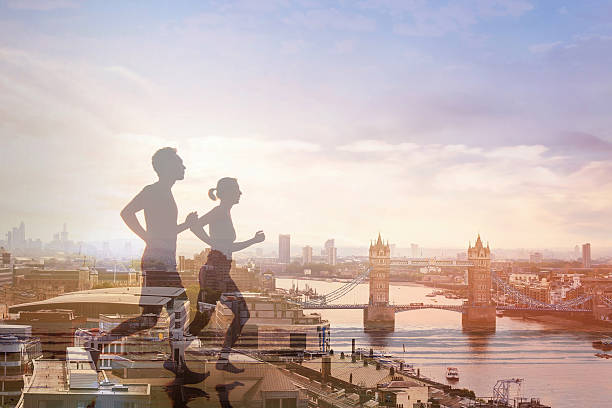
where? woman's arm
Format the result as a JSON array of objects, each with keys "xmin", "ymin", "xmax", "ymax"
[
  {"xmin": 232, "ymin": 230, "xmax": 265, "ymax": 252},
  {"xmin": 176, "ymin": 212, "xmax": 198, "ymax": 234},
  {"xmin": 189, "ymin": 208, "xmax": 216, "ymax": 246}
]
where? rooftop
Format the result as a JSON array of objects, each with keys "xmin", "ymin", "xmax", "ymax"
[
  {"xmin": 9, "ymin": 292, "xmax": 172, "ymax": 312},
  {"xmin": 302, "ymin": 355, "xmax": 422, "ymax": 389},
  {"xmin": 25, "ymin": 359, "xmax": 150, "ymax": 396}
]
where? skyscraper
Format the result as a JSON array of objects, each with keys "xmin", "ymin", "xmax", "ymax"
[
  {"xmin": 582, "ymin": 243, "xmax": 591, "ymax": 268},
  {"xmin": 302, "ymin": 246, "xmax": 312, "ymax": 265},
  {"xmin": 323, "ymin": 239, "xmax": 336, "ymax": 265},
  {"xmin": 327, "ymin": 247, "xmax": 337, "ymax": 266},
  {"xmin": 61, "ymin": 223, "xmax": 69, "ymax": 242},
  {"xmin": 574, "ymin": 245, "xmax": 581, "ymax": 260},
  {"xmin": 279, "ymin": 234, "xmax": 291, "ymax": 263},
  {"xmin": 410, "ymin": 243, "xmax": 419, "ymax": 258},
  {"xmin": 324, "ymin": 239, "xmax": 334, "ymax": 254}
]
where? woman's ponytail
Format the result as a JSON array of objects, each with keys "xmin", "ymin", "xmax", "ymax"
[{"xmin": 208, "ymin": 188, "xmax": 217, "ymax": 201}]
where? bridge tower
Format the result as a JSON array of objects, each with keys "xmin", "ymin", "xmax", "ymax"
[
  {"xmin": 364, "ymin": 234, "xmax": 395, "ymax": 331},
  {"xmin": 462, "ymin": 234, "xmax": 496, "ymax": 331}
]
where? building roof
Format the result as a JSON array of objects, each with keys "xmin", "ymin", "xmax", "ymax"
[
  {"xmin": 9, "ymin": 293, "xmax": 170, "ymax": 311},
  {"xmin": 0, "ymin": 324, "xmax": 32, "ymax": 336},
  {"xmin": 73, "ymin": 287, "xmax": 185, "ymax": 298},
  {"xmin": 302, "ymin": 355, "xmax": 404, "ymax": 389},
  {"xmin": 25, "ymin": 358, "xmax": 150, "ymax": 396}
]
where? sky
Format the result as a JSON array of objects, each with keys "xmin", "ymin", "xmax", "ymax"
[{"xmin": 1, "ymin": 0, "xmax": 612, "ymax": 254}]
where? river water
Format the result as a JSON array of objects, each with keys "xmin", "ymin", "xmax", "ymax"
[{"xmin": 276, "ymin": 278, "xmax": 611, "ymax": 408}]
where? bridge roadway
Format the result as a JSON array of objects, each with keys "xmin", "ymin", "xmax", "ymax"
[{"xmin": 301, "ymin": 303, "xmax": 593, "ymax": 313}]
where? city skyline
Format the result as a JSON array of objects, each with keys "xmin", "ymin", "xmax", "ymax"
[{"xmin": 2, "ymin": 219, "xmax": 610, "ymax": 262}]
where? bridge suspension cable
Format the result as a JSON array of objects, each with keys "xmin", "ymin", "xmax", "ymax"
[
  {"xmin": 492, "ymin": 271, "xmax": 592, "ymax": 311},
  {"xmin": 300, "ymin": 267, "xmax": 371, "ymax": 306}
]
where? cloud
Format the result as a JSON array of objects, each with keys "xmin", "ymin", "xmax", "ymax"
[
  {"xmin": 3, "ymin": 0, "xmax": 80, "ymax": 10},
  {"xmin": 282, "ymin": 8, "xmax": 376, "ymax": 32},
  {"xmin": 363, "ymin": 0, "xmax": 533, "ymax": 37},
  {"xmin": 333, "ymin": 39, "xmax": 356, "ymax": 54},
  {"xmin": 337, "ymin": 140, "xmax": 418, "ymax": 153},
  {"xmin": 529, "ymin": 41, "xmax": 562, "ymax": 54},
  {"xmin": 104, "ymin": 66, "xmax": 153, "ymax": 92}
]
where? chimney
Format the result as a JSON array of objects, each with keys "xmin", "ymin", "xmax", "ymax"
[{"xmin": 322, "ymin": 356, "xmax": 332, "ymax": 383}]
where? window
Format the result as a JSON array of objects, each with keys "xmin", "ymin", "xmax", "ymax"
[
  {"xmin": 281, "ymin": 398, "xmax": 297, "ymax": 408},
  {"xmin": 290, "ymin": 332, "xmax": 307, "ymax": 349},
  {"xmin": 38, "ymin": 402, "xmax": 64, "ymax": 408},
  {"xmin": 265, "ymin": 399, "xmax": 281, "ymax": 408},
  {"xmin": 113, "ymin": 403, "xmax": 136, "ymax": 408}
]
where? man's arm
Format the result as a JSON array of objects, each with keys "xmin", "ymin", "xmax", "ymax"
[
  {"xmin": 177, "ymin": 211, "xmax": 198, "ymax": 234},
  {"xmin": 120, "ymin": 190, "xmax": 148, "ymax": 243}
]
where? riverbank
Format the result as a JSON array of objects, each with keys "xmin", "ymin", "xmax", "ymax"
[{"xmin": 506, "ymin": 314, "xmax": 612, "ymax": 333}]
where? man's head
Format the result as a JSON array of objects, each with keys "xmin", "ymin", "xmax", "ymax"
[{"xmin": 152, "ymin": 147, "xmax": 185, "ymax": 181}]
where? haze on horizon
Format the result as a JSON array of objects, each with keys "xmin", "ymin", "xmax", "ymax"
[{"xmin": 1, "ymin": 1, "xmax": 611, "ymax": 251}]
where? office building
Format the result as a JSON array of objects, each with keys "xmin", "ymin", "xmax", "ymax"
[
  {"xmin": 279, "ymin": 234, "xmax": 290, "ymax": 263},
  {"xmin": 530, "ymin": 252, "xmax": 543, "ymax": 264},
  {"xmin": 323, "ymin": 239, "xmax": 334, "ymax": 255},
  {"xmin": 327, "ymin": 247, "xmax": 337, "ymax": 266},
  {"xmin": 582, "ymin": 243, "xmax": 591, "ymax": 268},
  {"xmin": 0, "ymin": 325, "xmax": 42, "ymax": 408},
  {"xmin": 302, "ymin": 246, "xmax": 312, "ymax": 265},
  {"xmin": 410, "ymin": 243, "xmax": 419, "ymax": 258}
]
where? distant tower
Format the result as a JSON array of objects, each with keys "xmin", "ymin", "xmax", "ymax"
[
  {"xmin": 364, "ymin": 234, "xmax": 394, "ymax": 331},
  {"xmin": 61, "ymin": 223, "xmax": 69, "ymax": 242},
  {"xmin": 582, "ymin": 243, "xmax": 591, "ymax": 268},
  {"xmin": 323, "ymin": 239, "xmax": 336, "ymax": 265},
  {"xmin": 410, "ymin": 243, "xmax": 419, "ymax": 258},
  {"xmin": 279, "ymin": 234, "xmax": 291, "ymax": 263},
  {"xmin": 18, "ymin": 221, "xmax": 25, "ymax": 247},
  {"xmin": 327, "ymin": 247, "xmax": 337, "ymax": 266},
  {"xmin": 302, "ymin": 245, "xmax": 313, "ymax": 265},
  {"xmin": 462, "ymin": 234, "xmax": 496, "ymax": 331}
]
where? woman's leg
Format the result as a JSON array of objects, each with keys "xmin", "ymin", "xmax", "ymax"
[{"xmin": 216, "ymin": 276, "xmax": 249, "ymax": 373}]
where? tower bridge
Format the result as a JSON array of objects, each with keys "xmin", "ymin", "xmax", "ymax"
[{"xmin": 298, "ymin": 234, "xmax": 612, "ymax": 330}]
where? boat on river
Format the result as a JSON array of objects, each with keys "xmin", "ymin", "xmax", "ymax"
[
  {"xmin": 446, "ymin": 367, "xmax": 459, "ymax": 381},
  {"xmin": 593, "ymin": 338, "xmax": 612, "ymax": 351}
]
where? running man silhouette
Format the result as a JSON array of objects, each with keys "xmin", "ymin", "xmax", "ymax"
[
  {"xmin": 110, "ymin": 147, "xmax": 197, "ymax": 337},
  {"xmin": 187, "ymin": 177, "xmax": 264, "ymax": 373}
]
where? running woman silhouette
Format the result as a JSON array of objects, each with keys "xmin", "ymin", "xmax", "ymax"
[{"xmin": 187, "ymin": 177, "xmax": 264, "ymax": 373}]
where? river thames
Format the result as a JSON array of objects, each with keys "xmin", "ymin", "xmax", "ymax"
[{"xmin": 276, "ymin": 278, "xmax": 611, "ymax": 408}]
